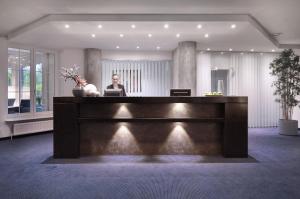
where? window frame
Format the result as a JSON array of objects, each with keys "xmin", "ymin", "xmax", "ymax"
[{"xmin": 7, "ymin": 44, "xmax": 56, "ymax": 117}]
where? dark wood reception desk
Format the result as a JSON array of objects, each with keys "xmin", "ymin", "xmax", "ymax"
[{"xmin": 53, "ymin": 97, "xmax": 248, "ymax": 158}]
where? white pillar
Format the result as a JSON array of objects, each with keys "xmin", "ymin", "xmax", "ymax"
[
  {"xmin": 85, "ymin": 48, "xmax": 102, "ymax": 92},
  {"xmin": 172, "ymin": 41, "xmax": 197, "ymax": 96}
]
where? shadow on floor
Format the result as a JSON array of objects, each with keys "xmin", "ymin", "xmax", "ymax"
[{"xmin": 42, "ymin": 155, "xmax": 258, "ymax": 164}]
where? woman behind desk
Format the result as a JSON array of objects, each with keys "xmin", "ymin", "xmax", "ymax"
[{"xmin": 106, "ymin": 74, "xmax": 127, "ymax": 96}]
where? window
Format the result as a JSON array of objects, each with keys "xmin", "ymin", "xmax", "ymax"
[
  {"xmin": 35, "ymin": 51, "xmax": 55, "ymax": 112},
  {"xmin": 7, "ymin": 48, "xmax": 54, "ymax": 114},
  {"xmin": 8, "ymin": 48, "xmax": 31, "ymax": 114}
]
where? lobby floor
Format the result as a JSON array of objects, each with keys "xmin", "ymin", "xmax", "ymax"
[{"xmin": 0, "ymin": 128, "xmax": 299, "ymax": 199}]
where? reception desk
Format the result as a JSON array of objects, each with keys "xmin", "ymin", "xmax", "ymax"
[{"xmin": 53, "ymin": 97, "xmax": 248, "ymax": 158}]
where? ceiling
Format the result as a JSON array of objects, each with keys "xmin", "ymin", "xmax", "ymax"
[
  {"xmin": 1, "ymin": 0, "xmax": 299, "ymax": 51},
  {"xmin": 10, "ymin": 21, "xmax": 276, "ymax": 51}
]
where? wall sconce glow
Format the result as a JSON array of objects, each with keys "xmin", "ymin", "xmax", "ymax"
[
  {"xmin": 171, "ymin": 103, "xmax": 188, "ymax": 117},
  {"xmin": 204, "ymin": 33, "xmax": 209, "ymax": 38},
  {"xmin": 229, "ymin": 48, "xmax": 233, "ymax": 51},
  {"xmin": 272, "ymin": 49, "xmax": 275, "ymax": 52},
  {"xmin": 207, "ymin": 48, "xmax": 211, "ymax": 51},
  {"xmin": 98, "ymin": 24, "xmax": 102, "ymax": 28},
  {"xmin": 162, "ymin": 123, "xmax": 194, "ymax": 154},
  {"xmin": 113, "ymin": 104, "xmax": 132, "ymax": 118},
  {"xmin": 250, "ymin": 49, "xmax": 254, "ymax": 52},
  {"xmin": 116, "ymin": 46, "xmax": 120, "ymax": 49},
  {"xmin": 164, "ymin": 24, "xmax": 169, "ymax": 29},
  {"xmin": 260, "ymin": 53, "xmax": 264, "ymax": 55},
  {"xmin": 106, "ymin": 124, "xmax": 140, "ymax": 153},
  {"xmin": 197, "ymin": 24, "xmax": 202, "ymax": 29},
  {"xmin": 173, "ymin": 103, "xmax": 186, "ymax": 112},
  {"xmin": 91, "ymin": 34, "xmax": 96, "ymax": 38},
  {"xmin": 220, "ymin": 52, "xmax": 224, "ymax": 55},
  {"xmin": 240, "ymin": 52, "xmax": 244, "ymax": 55},
  {"xmin": 131, "ymin": 24, "xmax": 136, "ymax": 29},
  {"xmin": 231, "ymin": 24, "xmax": 236, "ymax": 29},
  {"xmin": 148, "ymin": 33, "xmax": 152, "ymax": 38},
  {"xmin": 176, "ymin": 33, "xmax": 180, "ymax": 38},
  {"xmin": 64, "ymin": 24, "xmax": 70, "ymax": 29},
  {"xmin": 119, "ymin": 34, "xmax": 124, "ymax": 38},
  {"xmin": 136, "ymin": 46, "xmax": 140, "ymax": 49},
  {"xmin": 156, "ymin": 46, "xmax": 160, "ymax": 50},
  {"xmin": 117, "ymin": 125, "xmax": 131, "ymax": 137}
]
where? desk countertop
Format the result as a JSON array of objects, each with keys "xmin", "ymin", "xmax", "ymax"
[{"xmin": 54, "ymin": 96, "xmax": 248, "ymax": 104}]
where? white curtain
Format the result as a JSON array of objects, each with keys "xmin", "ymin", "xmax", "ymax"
[
  {"xmin": 197, "ymin": 52, "xmax": 280, "ymax": 127},
  {"xmin": 102, "ymin": 60, "xmax": 172, "ymax": 96}
]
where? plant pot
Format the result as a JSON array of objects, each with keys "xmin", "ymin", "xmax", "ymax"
[
  {"xmin": 278, "ymin": 119, "xmax": 298, "ymax": 136},
  {"xmin": 72, "ymin": 86, "xmax": 85, "ymax": 97}
]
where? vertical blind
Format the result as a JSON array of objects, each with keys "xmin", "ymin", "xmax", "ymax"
[
  {"xmin": 102, "ymin": 60, "xmax": 172, "ymax": 96},
  {"xmin": 198, "ymin": 52, "xmax": 281, "ymax": 127}
]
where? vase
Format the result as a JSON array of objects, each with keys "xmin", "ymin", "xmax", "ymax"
[
  {"xmin": 217, "ymin": 80, "xmax": 224, "ymax": 94},
  {"xmin": 278, "ymin": 119, "xmax": 298, "ymax": 136},
  {"xmin": 72, "ymin": 86, "xmax": 85, "ymax": 97}
]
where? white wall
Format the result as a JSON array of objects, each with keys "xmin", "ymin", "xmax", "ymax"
[
  {"xmin": 102, "ymin": 50, "xmax": 172, "ymax": 61},
  {"xmin": 56, "ymin": 49, "xmax": 85, "ymax": 96},
  {"xmin": 0, "ymin": 37, "xmax": 10, "ymax": 138},
  {"xmin": 197, "ymin": 51, "xmax": 281, "ymax": 127},
  {"xmin": 196, "ymin": 52, "xmax": 211, "ymax": 95},
  {"xmin": 292, "ymin": 49, "xmax": 300, "ymax": 127}
]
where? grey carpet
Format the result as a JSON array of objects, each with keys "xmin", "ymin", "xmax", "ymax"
[{"xmin": 0, "ymin": 128, "xmax": 299, "ymax": 199}]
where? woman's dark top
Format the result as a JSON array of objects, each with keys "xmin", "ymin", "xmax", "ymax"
[{"xmin": 106, "ymin": 84, "xmax": 127, "ymax": 96}]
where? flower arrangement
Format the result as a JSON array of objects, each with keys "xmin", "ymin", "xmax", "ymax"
[
  {"xmin": 60, "ymin": 65, "xmax": 87, "ymax": 87},
  {"xmin": 60, "ymin": 65, "xmax": 100, "ymax": 97}
]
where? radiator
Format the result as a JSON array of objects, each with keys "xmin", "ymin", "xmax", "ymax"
[{"xmin": 13, "ymin": 120, "xmax": 53, "ymax": 136}]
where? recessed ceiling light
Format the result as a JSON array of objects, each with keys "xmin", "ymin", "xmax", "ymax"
[
  {"xmin": 98, "ymin": 24, "xmax": 102, "ymax": 28},
  {"xmin": 64, "ymin": 24, "xmax": 70, "ymax": 29},
  {"xmin": 176, "ymin": 33, "xmax": 180, "ymax": 38},
  {"xmin": 250, "ymin": 49, "xmax": 254, "ymax": 52},
  {"xmin": 207, "ymin": 48, "xmax": 211, "ymax": 51},
  {"xmin": 131, "ymin": 24, "xmax": 136, "ymax": 29},
  {"xmin": 229, "ymin": 48, "xmax": 233, "ymax": 51},
  {"xmin": 231, "ymin": 24, "xmax": 236, "ymax": 29},
  {"xmin": 120, "ymin": 34, "xmax": 124, "ymax": 38},
  {"xmin": 197, "ymin": 24, "xmax": 202, "ymax": 29},
  {"xmin": 164, "ymin": 24, "xmax": 169, "ymax": 29},
  {"xmin": 271, "ymin": 49, "xmax": 275, "ymax": 52},
  {"xmin": 204, "ymin": 33, "xmax": 209, "ymax": 38},
  {"xmin": 148, "ymin": 33, "xmax": 152, "ymax": 38},
  {"xmin": 91, "ymin": 34, "xmax": 96, "ymax": 38},
  {"xmin": 156, "ymin": 46, "xmax": 160, "ymax": 50},
  {"xmin": 136, "ymin": 46, "xmax": 140, "ymax": 49},
  {"xmin": 116, "ymin": 46, "xmax": 120, "ymax": 49}
]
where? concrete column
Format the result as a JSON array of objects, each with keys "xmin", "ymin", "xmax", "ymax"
[
  {"xmin": 172, "ymin": 41, "xmax": 197, "ymax": 96},
  {"xmin": 84, "ymin": 48, "xmax": 102, "ymax": 91}
]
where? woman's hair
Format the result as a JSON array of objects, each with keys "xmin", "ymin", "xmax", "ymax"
[{"xmin": 112, "ymin": 74, "xmax": 119, "ymax": 78}]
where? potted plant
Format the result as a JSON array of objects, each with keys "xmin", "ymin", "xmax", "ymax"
[
  {"xmin": 60, "ymin": 65, "xmax": 100, "ymax": 97},
  {"xmin": 60, "ymin": 65, "xmax": 86, "ymax": 97},
  {"xmin": 270, "ymin": 49, "xmax": 300, "ymax": 136}
]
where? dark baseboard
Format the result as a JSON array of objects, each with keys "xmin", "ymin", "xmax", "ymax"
[{"xmin": 0, "ymin": 131, "xmax": 53, "ymax": 141}]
